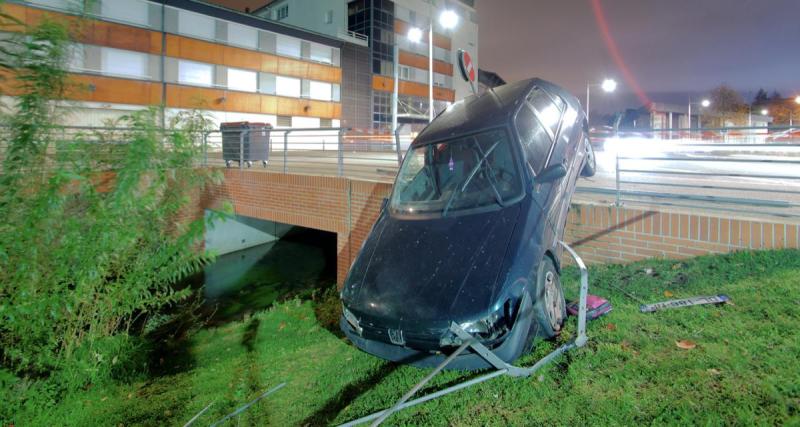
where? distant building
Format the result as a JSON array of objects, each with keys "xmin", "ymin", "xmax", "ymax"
[
  {"xmin": 3, "ymin": 0, "xmax": 372, "ymax": 130},
  {"xmin": 254, "ymin": 0, "xmax": 480, "ymax": 131},
  {"xmin": 618, "ymin": 103, "xmax": 772, "ymax": 130}
]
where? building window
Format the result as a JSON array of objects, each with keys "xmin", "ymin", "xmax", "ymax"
[
  {"xmin": 276, "ymin": 5, "xmax": 289, "ymax": 20},
  {"xmin": 320, "ymin": 118, "xmax": 333, "ymax": 128},
  {"xmin": 277, "ymin": 115, "xmax": 292, "ymax": 127},
  {"xmin": 309, "ymin": 43, "xmax": 332, "ymax": 64},
  {"xmin": 227, "ymin": 68, "xmax": 257, "ymax": 92},
  {"xmin": 293, "ymin": 116, "xmax": 320, "ymax": 128},
  {"xmin": 399, "ymin": 66, "xmax": 410, "ymax": 80},
  {"xmin": 102, "ymin": 47, "xmax": 148, "ymax": 79},
  {"xmin": 276, "ymin": 34, "xmax": 301, "ymax": 58},
  {"xmin": 309, "ymin": 81, "xmax": 332, "ymax": 101},
  {"xmin": 101, "ymin": 0, "xmax": 149, "ymax": 27},
  {"xmin": 324, "ymin": 10, "xmax": 333, "ymax": 24},
  {"xmin": 178, "ymin": 60, "xmax": 214, "ymax": 87},
  {"xmin": 275, "ymin": 76, "xmax": 301, "ymax": 98},
  {"xmin": 178, "ymin": 10, "xmax": 216, "ymax": 41},
  {"xmin": 227, "ymin": 22, "xmax": 258, "ymax": 50},
  {"xmin": 258, "ymin": 73, "xmax": 276, "ymax": 95}
]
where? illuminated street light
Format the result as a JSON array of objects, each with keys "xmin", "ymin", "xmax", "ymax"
[
  {"xmin": 400, "ymin": 10, "xmax": 460, "ymax": 125},
  {"xmin": 407, "ymin": 27, "xmax": 423, "ymax": 43},
  {"xmin": 795, "ymin": 96, "xmax": 800, "ymax": 105},
  {"xmin": 689, "ymin": 98, "xmax": 711, "ymax": 130},
  {"xmin": 601, "ymin": 78, "xmax": 617, "ymax": 93},
  {"xmin": 439, "ymin": 10, "xmax": 459, "ymax": 29},
  {"xmin": 761, "ymin": 109, "xmax": 769, "ymax": 116},
  {"xmin": 586, "ymin": 78, "xmax": 618, "ymax": 123}
]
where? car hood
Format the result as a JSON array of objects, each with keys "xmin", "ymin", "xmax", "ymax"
[{"xmin": 345, "ymin": 204, "xmax": 522, "ymax": 327}]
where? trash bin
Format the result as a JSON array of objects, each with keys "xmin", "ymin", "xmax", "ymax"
[{"xmin": 221, "ymin": 122, "xmax": 272, "ymax": 168}]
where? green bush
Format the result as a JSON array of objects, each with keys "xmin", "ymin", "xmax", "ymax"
[{"xmin": 0, "ymin": 4, "xmax": 223, "ymax": 392}]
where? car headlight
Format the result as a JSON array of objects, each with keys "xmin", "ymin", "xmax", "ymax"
[
  {"xmin": 448, "ymin": 300, "xmax": 517, "ymax": 346},
  {"xmin": 459, "ymin": 311, "xmax": 501, "ymax": 335},
  {"xmin": 342, "ymin": 304, "xmax": 363, "ymax": 335}
]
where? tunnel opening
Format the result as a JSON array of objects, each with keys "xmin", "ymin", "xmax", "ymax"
[{"xmin": 196, "ymin": 224, "xmax": 338, "ymax": 325}]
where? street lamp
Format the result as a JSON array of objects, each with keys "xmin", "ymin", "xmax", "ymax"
[
  {"xmin": 688, "ymin": 98, "xmax": 711, "ymax": 129},
  {"xmin": 761, "ymin": 108, "xmax": 769, "ymax": 116},
  {"xmin": 406, "ymin": 9, "xmax": 460, "ymax": 124},
  {"xmin": 791, "ymin": 96, "xmax": 800, "ymax": 126},
  {"xmin": 585, "ymin": 78, "xmax": 617, "ymax": 124}
]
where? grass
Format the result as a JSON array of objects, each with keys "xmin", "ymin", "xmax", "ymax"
[{"xmin": 5, "ymin": 249, "xmax": 800, "ymax": 426}]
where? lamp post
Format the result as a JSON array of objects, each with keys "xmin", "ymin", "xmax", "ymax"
[
  {"xmin": 791, "ymin": 95, "xmax": 800, "ymax": 127},
  {"xmin": 407, "ymin": 9, "xmax": 459, "ymax": 123},
  {"xmin": 688, "ymin": 98, "xmax": 711, "ymax": 130},
  {"xmin": 585, "ymin": 78, "xmax": 617, "ymax": 125}
]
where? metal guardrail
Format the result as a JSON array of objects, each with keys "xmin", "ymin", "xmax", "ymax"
[
  {"xmin": 610, "ymin": 141, "xmax": 800, "ymax": 218},
  {"xmin": 201, "ymin": 127, "xmax": 404, "ymax": 182}
]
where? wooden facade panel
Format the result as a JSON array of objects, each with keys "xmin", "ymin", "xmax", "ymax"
[
  {"xmin": 398, "ymin": 51, "xmax": 453, "ymax": 76},
  {"xmin": 68, "ymin": 75, "xmax": 161, "ymax": 105},
  {"xmin": 86, "ymin": 20, "xmax": 156, "ymax": 54},
  {"xmin": 4, "ymin": 4, "xmax": 341, "ymax": 84},
  {"xmin": 372, "ymin": 75, "xmax": 455, "ymax": 102},
  {"xmin": 165, "ymin": 35, "xmax": 341, "ymax": 83},
  {"xmin": 2, "ymin": 3, "xmax": 159, "ymax": 55},
  {"xmin": 166, "ymin": 85, "xmax": 340, "ymax": 119},
  {"xmin": 394, "ymin": 19, "xmax": 452, "ymax": 51}
]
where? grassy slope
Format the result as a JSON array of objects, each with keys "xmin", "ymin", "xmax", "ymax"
[{"xmin": 15, "ymin": 250, "xmax": 800, "ymax": 426}]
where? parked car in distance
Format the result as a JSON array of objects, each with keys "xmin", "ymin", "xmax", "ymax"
[{"xmin": 340, "ymin": 78, "xmax": 595, "ymax": 370}]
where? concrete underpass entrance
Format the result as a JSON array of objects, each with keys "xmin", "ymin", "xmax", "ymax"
[{"xmin": 199, "ymin": 213, "xmax": 337, "ymax": 323}]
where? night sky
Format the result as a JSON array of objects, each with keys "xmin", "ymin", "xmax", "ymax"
[{"xmin": 475, "ymin": 0, "xmax": 799, "ymax": 110}]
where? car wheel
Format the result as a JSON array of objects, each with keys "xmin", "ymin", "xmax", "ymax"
[
  {"xmin": 533, "ymin": 257, "xmax": 566, "ymax": 339},
  {"xmin": 580, "ymin": 137, "xmax": 597, "ymax": 177}
]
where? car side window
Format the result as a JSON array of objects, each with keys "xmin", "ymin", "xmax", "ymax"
[
  {"xmin": 515, "ymin": 103, "xmax": 552, "ymax": 175},
  {"xmin": 527, "ymin": 88, "xmax": 563, "ymax": 138}
]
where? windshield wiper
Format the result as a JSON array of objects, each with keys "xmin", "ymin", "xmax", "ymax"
[
  {"xmin": 425, "ymin": 145, "xmax": 442, "ymax": 197},
  {"xmin": 442, "ymin": 138, "xmax": 502, "ymax": 217}
]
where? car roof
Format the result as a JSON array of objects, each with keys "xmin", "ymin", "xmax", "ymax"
[{"xmin": 412, "ymin": 78, "xmax": 582, "ymax": 147}]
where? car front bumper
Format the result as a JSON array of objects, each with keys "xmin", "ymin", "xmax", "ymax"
[{"xmin": 340, "ymin": 313, "xmax": 531, "ymax": 371}]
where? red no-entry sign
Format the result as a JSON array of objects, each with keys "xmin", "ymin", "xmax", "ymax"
[{"xmin": 457, "ymin": 49, "xmax": 476, "ymax": 83}]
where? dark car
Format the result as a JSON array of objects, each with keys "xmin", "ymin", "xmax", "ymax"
[{"xmin": 340, "ymin": 78, "xmax": 596, "ymax": 370}]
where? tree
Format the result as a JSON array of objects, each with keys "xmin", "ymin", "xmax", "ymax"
[
  {"xmin": 753, "ymin": 88, "xmax": 769, "ymax": 105},
  {"xmin": 708, "ymin": 85, "xmax": 746, "ymax": 126}
]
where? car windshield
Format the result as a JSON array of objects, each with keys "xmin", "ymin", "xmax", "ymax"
[{"xmin": 391, "ymin": 128, "xmax": 522, "ymax": 216}]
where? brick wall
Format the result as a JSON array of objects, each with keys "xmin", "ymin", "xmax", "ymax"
[
  {"xmin": 564, "ymin": 204, "xmax": 800, "ymax": 265},
  {"xmin": 194, "ymin": 170, "xmax": 800, "ymax": 285},
  {"xmin": 198, "ymin": 170, "xmax": 391, "ymax": 284}
]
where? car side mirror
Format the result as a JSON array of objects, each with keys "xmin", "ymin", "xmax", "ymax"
[{"xmin": 536, "ymin": 163, "xmax": 567, "ymax": 183}]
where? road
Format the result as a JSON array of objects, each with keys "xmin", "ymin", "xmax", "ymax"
[{"xmin": 206, "ymin": 139, "xmax": 800, "ymax": 220}]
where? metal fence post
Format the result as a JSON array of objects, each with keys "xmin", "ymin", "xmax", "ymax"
[
  {"xmin": 239, "ymin": 130, "xmax": 246, "ymax": 170},
  {"xmin": 283, "ymin": 130, "xmax": 291, "ymax": 174},
  {"xmin": 337, "ymin": 128, "xmax": 345, "ymax": 176},
  {"xmin": 394, "ymin": 129, "xmax": 403, "ymax": 166},
  {"xmin": 615, "ymin": 152, "xmax": 621, "ymax": 206},
  {"xmin": 203, "ymin": 131, "xmax": 209, "ymax": 167}
]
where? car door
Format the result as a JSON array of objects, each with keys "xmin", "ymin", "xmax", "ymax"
[{"xmin": 521, "ymin": 88, "xmax": 566, "ymax": 234}]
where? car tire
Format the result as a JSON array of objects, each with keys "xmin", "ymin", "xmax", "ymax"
[
  {"xmin": 533, "ymin": 257, "xmax": 566, "ymax": 339},
  {"xmin": 580, "ymin": 137, "xmax": 597, "ymax": 177}
]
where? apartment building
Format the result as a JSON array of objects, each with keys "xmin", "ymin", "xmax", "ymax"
[
  {"xmin": 254, "ymin": 0, "xmax": 478, "ymax": 131},
  {"xmin": 1, "ymin": 0, "xmax": 369, "ymax": 130}
]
